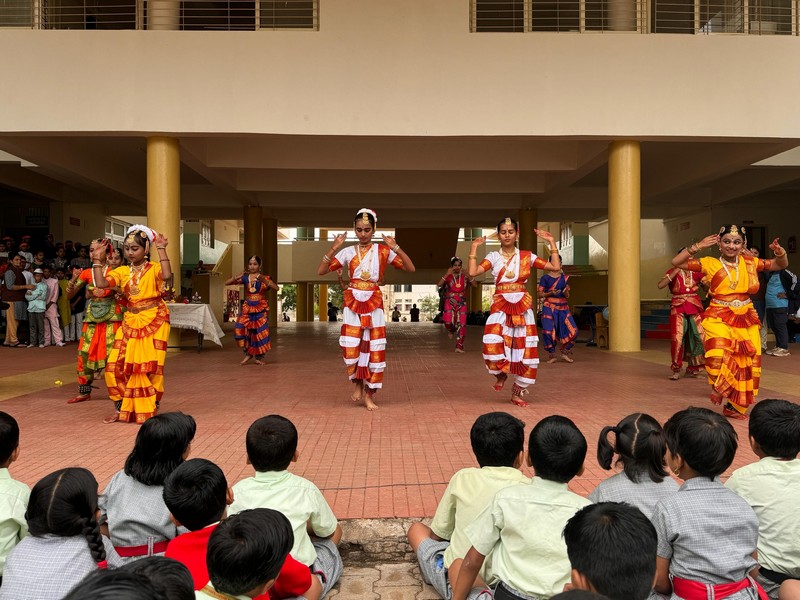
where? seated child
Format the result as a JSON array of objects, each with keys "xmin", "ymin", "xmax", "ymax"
[
  {"xmin": 652, "ymin": 407, "xmax": 763, "ymax": 600},
  {"xmin": 100, "ymin": 412, "xmax": 196, "ymax": 563},
  {"xmin": 121, "ymin": 556, "xmax": 194, "ymax": 600},
  {"xmin": 452, "ymin": 415, "xmax": 591, "ymax": 600},
  {"xmin": 552, "ymin": 592, "xmax": 610, "ymax": 600},
  {"xmin": 230, "ymin": 415, "xmax": 343, "ymax": 597},
  {"xmin": 407, "ymin": 412, "xmax": 529, "ymax": 600},
  {"xmin": 563, "ymin": 502, "xmax": 658, "ymax": 600},
  {"xmin": 197, "ymin": 508, "xmax": 293, "ymax": 599},
  {"xmin": 0, "ymin": 411, "xmax": 29, "ymax": 582},
  {"xmin": 725, "ymin": 399, "xmax": 800, "ymax": 600},
  {"xmin": 589, "ymin": 412, "xmax": 678, "ymax": 519},
  {"xmin": 163, "ymin": 458, "xmax": 321, "ymax": 599},
  {"xmin": 63, "ymin": 570, "xmax": 161, "ymax": 600},
  {"xmin": 0, "ymin": 467, "xmax": 122, "ymax": 600}
]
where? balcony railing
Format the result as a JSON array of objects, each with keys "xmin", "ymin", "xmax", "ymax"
[
  {"xmin": 470, "ymin": 0, "xmax": 798, "ymax": 33},
  {"xmin": 0, "ymin": 0, "xmax": 318, "ymax": 29}
]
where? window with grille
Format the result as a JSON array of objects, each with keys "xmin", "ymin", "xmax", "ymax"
[{"xmin": 260, "ymin": 0, "xmax": 317, "ymax": 30}]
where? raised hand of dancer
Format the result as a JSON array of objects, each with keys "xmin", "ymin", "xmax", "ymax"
[
  {"xmin": 91, "ymin": 244, "xmax": 107, "ymax": 263},
  {"xmin": 331, "ymin": 233, "xmax": 347, "ymax": 252},
  {"xmin": 154, "ymin": 233, "xmax": 169, "ymax": 248},
  {"xmin": 769, "ymin": 237, "xmax": 785, "ymax": 254},
  {"xmin": 697, "ymin": 233, "xmax": 720, "ymax": 250},
  {"xmin": 534, "ymin": 228, "xmax": 556, "ymax": 245},
  {"xmin": 768, "ymin": 237, "xmax": 789, "ymax": 269},
  {"xmin": 381, "ymin": 234, "xmax": 399, "ymax": 250}
]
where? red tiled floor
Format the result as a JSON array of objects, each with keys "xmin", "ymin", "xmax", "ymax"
[{"xmin": 1, "ymin": 322, "xmax": 798, "ymax": 519}]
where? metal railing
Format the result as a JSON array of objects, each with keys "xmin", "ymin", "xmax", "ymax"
[
  {"xmin": 470, "ymin": 0, "xmax": 798, "ymax": 32},
  {"xmin": 0, "ymin": 0, "xmax": 318, "ymax": 29}
]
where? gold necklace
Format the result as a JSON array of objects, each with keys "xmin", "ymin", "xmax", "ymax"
[
  {"xmin": 719, "ymin": 256, "xmax": 740, "ymax": 290},
  {"xmin": 129, "ymin": 263, "xmax": 145, "ymax": 295},
  {"xmin": 501, "ymin": 248, "xmax": 517, "ymax": 279},
  {"xmin": 248, "ymin": 272, "xmax": 260, "ymax": 293},
  {"xmin": 357, "ymin": 244, "xmax": 373, "ymax": 280}
]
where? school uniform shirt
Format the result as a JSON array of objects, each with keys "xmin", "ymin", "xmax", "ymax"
[
  {"xmin": 430, "ymin": 466, "xmax": 530, "ymax": 574},
  {"xmin": 0, "ymin": 534, "xmax": 121, "ymax": 600},
  {"xmin": 588, "ymin": 469, "xmax": 679, "ymax": 519},
  {"xmin": 229, "ymin": 470, "xmax": 338, "ymax": 566},
  {"xmin": 195, "ymin": 584, "xmax": 250, "ymax": 599},
  {"xmin": 652, "ymin": 477, "xmax": 759, "ymax": 600},
  {"xmin": 98, "ymin": 470, "xmax": 179, "ymax": 563},
  {"xmin": 0, "ymin": 468, "xmax": 29, "ymax": 576},
  {"xmin": 726, "ymin": 457, "xmax": 800, "ymax": 578},
  {"xmin": 465, "ymin": 476, "xmax": 591, "ymax": 597},
  {"xmin": 165, "ymin": 523, "xmax": 313, "ymax": 597},
  {"xmin": 24, "ymin": 282, "xmax": 47, "ymax": 313}
]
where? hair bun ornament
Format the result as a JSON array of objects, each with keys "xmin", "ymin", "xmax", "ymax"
[
  {"xmin": 504, "ymin": 217, "xmax": 512, "ymax": 225},
  {"xmin": 125, "ymin": 224, "xmax": 156, "ymax": 243},
  {"xmin": 356, "ymin": 208, "xmax": 377, "ymax": 224}
]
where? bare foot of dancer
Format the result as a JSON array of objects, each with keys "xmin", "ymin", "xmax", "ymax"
[
  {"xmin": 710, "ymin": 390, "xmax": 724, "ymax": 405},
  {"xmin": 455, "ymin": 348, "xmax": 464, "ymax": 353},
  {"xmin": 364, "ymin": 391, "xmax": 379, "ymax": 411},
  {"xmin": 723, "ymin": 402, "xmax": 748, "ymax": 420},
  {"xmin": 561, "ymin": 354, "xmax": 574, "ymax": 363},
  {"xmin": 67, "ymin": 394, "xmax": 91, "ymax": 404},
  {"xmin": 103, "ymin": 412, "xmax": 121, "ymax": 424},
  {"xmin": 509, "ymin": 384, "xmax": 529, "ymax": 407},
  {"xmin": 254, "ymin": 358, "xmax": 265, "ymax": 365},
  {"xmin": 492, "ymin": 373, "xmax": 508, "ymax": 392},
  {"xmin": 351, "ymin": 380, "xmax": 364, "ymax": 403},
  {"xmin": 240, "ymin": 355, "xmax": 252, "ymax": 365},
  {"xmin": 669, "ymin": 371, "xmax": 681, "ymax": 380},
  {"xmin": 547, "ymin": 354, "xmax": 558, "ymax": 364}
]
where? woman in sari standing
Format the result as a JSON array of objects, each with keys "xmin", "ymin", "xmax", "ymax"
[
  {"xmin": 671, "ymin": 225, "xmax": 788, "ymax": 419},
  {"xmin": 317, "ymin": 209, "xmax": 416, "ymax": 411},
  {"xmin": 225, "ymin": 256, "xmax": 279, "ymax": 365},
  {"xmin": 438, "ymin": 257, "xmax": 474, "ymax": 353},
  {"xmin": 91, "ymin": 225, "xmax": 172, "ymax": 424},
  {"xmin": 658, "ymin": 259, "xmax": 706, "ymax": 380},
  {"xmin": 538, "ymin": 264, "xmax": 578, "ymax": 364},
  {"xmin": 468, "ymin": 217, "xmax": 561, "ymax": 407}
]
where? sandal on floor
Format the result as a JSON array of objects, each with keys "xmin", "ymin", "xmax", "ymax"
[
  {"xmin": 509, "ymin": 397, "xmax": 529, "ymax": 408},
  {"xmin": 67, "ymin": 395, "xmax": 91, "ymax": 404},
  {"xmin": 722, "ymin": 408, "xmax": 748, "ymax": 421},
  {"xmin": 492, "ymin": 374, "xmax": 508, "ymax": 392},
  {"xmin": 102, "ymin": 412, "xmax": 121, "ymax": 424}
]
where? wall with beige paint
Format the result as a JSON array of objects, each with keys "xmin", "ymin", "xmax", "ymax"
[{"xmin": 1, "ymin": 1, "xmax": 800, "ymax": 139}]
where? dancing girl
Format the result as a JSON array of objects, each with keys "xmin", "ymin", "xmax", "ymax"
[
  {"xmin": 317, "ymin": 209, "xmax": 416, "ymax": 411},
  {"xmin": 658, "ymin": 258, "xmax": 706, "ymax": 380},
  {"xmin": 225, "ymin": 256, "xmax": 279, "ymax": 365},
  {"xmin": 438, "ymin": 257, "xmax": 474, "ymax": 353},
  {"xmin": 468, "ymin": 217, "xmax": 561, "ymax": 407},
  {"xmin": 538, "ymin": 263, "xmax": 577, "ymax": 363},
  {"xmin": 91, "ymin": 225, "xmax": 172, "ymax": 424},
  {"xmin": 671, "ymin": 225, "xmax": 788, "ymax": 419},
  {"xmin": 65, "ymin": 238, "xmax": 125, "ymax": 405}
]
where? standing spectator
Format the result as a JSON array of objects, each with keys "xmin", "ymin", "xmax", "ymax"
[
  {"xmin": 327, "ymin": 302, "xmax": 339, "ymax": 323},
  {"xmin": 25, "ymin": 269, "xmax": 47, "ymax": 348},
  {"xmin": 67, "ymin": 267, "xmax": 86, "ymax": 344},
  {"xmin": 69, "ymin": 246, "xmax": 91, "ymax": 270},
  {"xmin": 41, "ymin": 266, "xmax": 64, "ymax": 347},
  {"xmin": 51, "ymin": 246, "xmax": 68, "ymax": 272},
  {"xmin": 410, "ymin": 303, "xmax": 420, "ymax": 322},
  {"xmin": 1, "ymin": 255, "xmax": 33, "ymax": 347},
  {"xmin": 56, "ymin": 269, "xmax": 73, "ymax": 342},
  {"xmin": 16, "ymin": 244, "xmax": 33, "ymax": 271},
  {"xmin": 42, "ymin": 233, "xmax": 57, "ymax": 260},
  {"xmin": 30, "ymin": 251, "xmax": 47, "ymax": 272},
  {"xmin": 391, "ymin": 305, "xmax": 401, "ymax": 322},
  {"xmin": 1, "ymin": 237, "xmax": 14, "ymax": 256},
  {"xmin": 764, "ymin": 268, "xmax": 798, "ymax": 357},
  {"xmin": 63, "ymin": 240, "xmax": 76, "ymax": 262}
]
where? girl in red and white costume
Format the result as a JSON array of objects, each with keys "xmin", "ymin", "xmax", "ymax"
[{"xmin": 317, "ymin": 209, "xmax": 416, "ymax": 411}]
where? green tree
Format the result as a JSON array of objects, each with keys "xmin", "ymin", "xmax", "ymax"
[
  {"xmin": 278, "ymin": 284, "xmax": 297, "ymax": 312},
  {"xmin": 418, "ymin": 295, "xmax": 439, "ymax": 321}
]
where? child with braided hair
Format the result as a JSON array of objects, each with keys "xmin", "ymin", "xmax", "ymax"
[{"xmin": 0, "ymin": 467, "xmax": 121, "ymax": 600}]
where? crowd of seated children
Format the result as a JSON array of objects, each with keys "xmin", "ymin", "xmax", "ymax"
[
  {"xmin": 228, "ymin": 415, "xmax": 343, "ymax": 598},
  {"xmin": 163, "ymin": 457, "xmax": 321, "ymax": 599},
  {"xmin": 2, "ymin": 401, "xmax": 800, "ymax": 600}
]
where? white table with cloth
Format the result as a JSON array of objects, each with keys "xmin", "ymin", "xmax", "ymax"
[{"xmin": 166, "ymin": 303, "xmax": 225, "ymax": 351}]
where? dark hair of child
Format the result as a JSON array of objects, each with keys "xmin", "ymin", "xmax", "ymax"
[
  {"xmin": 207, "ymin": 508, "xmax": 293, "ymax": 596},
  {"xmin": 496, "ymin": 217, "xmax": 519, "ymax": 233},
  {"xmin": 529, "ymin": 415, "xmax": 587, "ymax": 484},
  {"xmin": 663, "ymin": 407, "xmax": 737, "ymax": 479},
  {"xmin": 246, "ymin": 415, "xmax": 297, "ymax": 472},
  {"xmin": 124, "ymin": 412, "xmax": 196, "ymax": 486},
  {"xmin": 63, "ymin": 570, "xmax": 159, "ymax": 600},
  {"xmin": 0, "ymin": 411, "xmax": 20, "ymax": 466},
  {"xmin": 450, "ymin": 257, "xmax": 462, "ymax": 267},
  {"xmin": 597, "ymin": 413, "xmax": 668, "ymax": 483},
  {"xmin": 163, "ymin": 458, "xmax": 227, "ymax": 532},
  {"xmin": 248, "ymin": 256, "xmax": 262, "ymax": 267},
  {"xmin": 354, "ymin": 211, "xmax": 376, "ymax": 228},
  {"xmin": 121, "ymin": 556, "xmax": 195, "ymax": 600},
  {"xmin": 749, "ymin": 399, "xmax": 800, "ymax": 459},
  {"xmin": 550, "ymin": 591, "xmax": 610, "ymax": 600},
  {"xmin": 26, "ymin": 467, "xmax": 106, "ymax": 565},
  {"xmin": 470, "ymin": 412, "xmax": 525, "ymax": 468},
  {"xmin": 563, "ymin": 502, "xmax": 657, "ymax": 600}
]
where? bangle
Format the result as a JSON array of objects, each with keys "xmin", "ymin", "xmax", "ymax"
[
  {"xmin": 322, "ymin": 255, "xmax": 331, "ymax": 263},
  {"xmin": 156, "ymin": 246, "xmax": 166, "ymax": 250},
  {"xmin": 159, "ymin": 258, "xmax": 169, "ymax": 262},
  {"xmin": 468, "ymin": 255, "xmax": 477, "ymax": 259},
  {"xmin": 687, "ymin": 245, "xmax": 698, "ymax": 255},
  {"xmin": 393, "ymin": 245, "xmax": 400, "ymax": 252},
  {"xmin": 774, "ymin": 249, "xmax": 786, "ymax": 257},
  {"xmin": 91, "ymin": 264, "xmax": 103, "ymax": 267}
]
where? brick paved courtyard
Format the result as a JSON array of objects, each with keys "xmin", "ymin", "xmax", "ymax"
[{"xmin": 1, "ymin": 322, "xmax": 798, "ymax": 519}]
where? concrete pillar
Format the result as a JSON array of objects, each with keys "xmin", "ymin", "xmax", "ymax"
[
  {"xmin": 318, "ymin": 284, "xmax": 328, "ymax": 322},
  {"xmin": 262, "ymin": 217, "xmax": 278, "ymax": 329},
  {"xmin": 296, "ymin": 282, "xmax": 309, "ymax": 322},
  {"xmin": 470, "ymin": 283, "xmax": 483, "ymax": 313},
  {"xmin": 608, "ymin": 140, "xmax": 641, "ymax": 352},
  {"xmin": 243, "ymin": 206, "xmax": 263, "ymax": 263},
  {"xmin": 519, "ymin": 207, "xmax": 539, "ymax": 303},
  {"xmin": 147, "ymin": 0, "xmax": 179, "ymax": 30},
  {"xmin": 146, "ymin": 136, "xmax": 181, "ymax": 345},
  {"xmin": 609, "ymin": 0, "xmax": 637, "ymax": 31},
  {"xmin": 306, "ymin": 284, "xmax": 316, "ymax": 322}
]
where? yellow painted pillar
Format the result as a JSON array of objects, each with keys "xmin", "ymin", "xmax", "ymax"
[
  {"xmin": 296, "ymin": 282, "xmax": 308, "ymax": 322},
  {"xmin": 470, "ymin": 283, "xmax": 483, "ymax": 313},
  {"xmin": 262, "ymin": 217, "xmax": 278, "ymax": 329},
  {"xmin": 147, "ymin": 136, "xmax": 181, "ymax": 346},
  {"xmin": 608, "ymin": 140, "xmax": 641, "ymax": 352},
  {"xmin": 244, "ymin": 206, "xmax": 263, "ymax": 264},
  {"xmin": 306, "ymin": 284, "xmax": 316, "ymax": 322},
  {"xmin": 519, "ymin": 207, "xmax": 539, "ymax": 303},
  {"xmin": 319, "ymin": 284, "xmax": 328, "ymax": 322}
]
